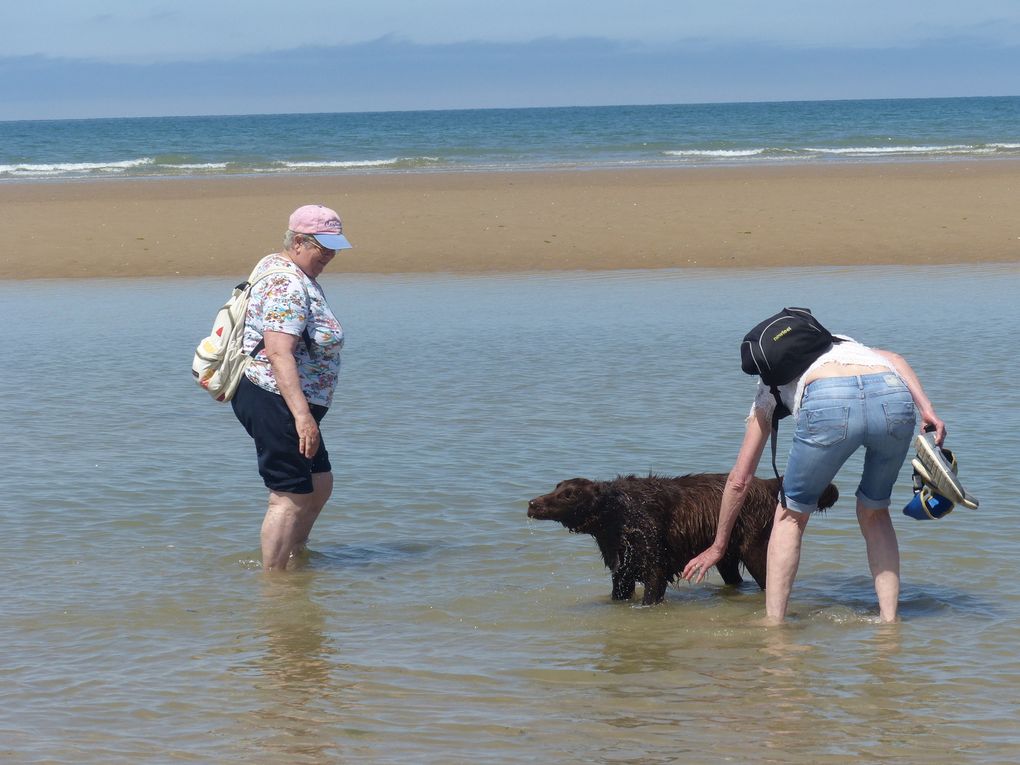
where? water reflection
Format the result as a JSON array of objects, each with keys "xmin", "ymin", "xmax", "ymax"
[
  {"xmin": 248, "ymin": 575, "xmax": 346, "ymax": 764},
  {"xmin": 257, "ymin": 576, "xmax": 333, "ymax": 687},
  {"xmin": 751, "ymin": 621, "xmax": 981, "ymax": 762}
]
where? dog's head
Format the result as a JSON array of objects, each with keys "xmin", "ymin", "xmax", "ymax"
[{"xmin": 527, "ymin": 478, "xmax": 602, "ymax": 530}]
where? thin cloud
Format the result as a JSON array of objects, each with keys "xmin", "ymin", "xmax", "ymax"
[{"xmin": 1, "ymin": 37, "xmax": 1017, "ymax": 120}]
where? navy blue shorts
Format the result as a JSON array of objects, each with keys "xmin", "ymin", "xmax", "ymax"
[{"xmin": 231, "ymin": 375, "xmax": 331, "ymax": 494}]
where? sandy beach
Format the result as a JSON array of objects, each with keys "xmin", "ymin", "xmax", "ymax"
[{"xmin": 2, "ymin": 162, "xmax": 1018, "ymax": 279}]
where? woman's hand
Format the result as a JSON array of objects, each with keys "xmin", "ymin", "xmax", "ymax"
[
  {"xmin": 682, "ymin": 547, "xmax": 724, "ymax": 584},
  {"xmin": 921, "ymin": 413, "xmax": 947, "ymax": 446},
  {"xmin": 294, "ymin": 412, "xmax": 320, "ymax": 458}
]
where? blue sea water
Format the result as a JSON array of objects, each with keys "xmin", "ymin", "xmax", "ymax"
[{"xmin": 2, "ymin": 96, "xmax": 1019, "ymax": 181}]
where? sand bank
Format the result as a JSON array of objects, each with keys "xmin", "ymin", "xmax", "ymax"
[{"xmin": 2, "ymin": 162, "xmax": 1018, "ymax": 279}]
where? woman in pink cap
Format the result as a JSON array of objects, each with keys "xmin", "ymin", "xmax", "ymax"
[{"xmin": 231, "ymin": 204, "xmax": 353, "ymax": 570}]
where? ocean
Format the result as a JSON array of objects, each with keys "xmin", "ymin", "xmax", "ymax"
[
  {"xmin": 2, "ymin": 96, "xmax": 1020, "ymax": 181},
  {"xmin": 3, "ymin": 264, "xmax": 1019, "ymax": 763}
]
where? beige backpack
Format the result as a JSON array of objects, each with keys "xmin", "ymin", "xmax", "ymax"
[{"xmin": 191, "ymin": 263, "xmax": 305, "ymax": 402}]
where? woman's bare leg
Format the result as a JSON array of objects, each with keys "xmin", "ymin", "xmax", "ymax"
[
  {"xmin": 765, "ymin": 504, "xmax": 811, "ymax": 623},
  {"xmin": 261, "ymin": 472, "xmax": 333, "ymax": 571},
  {"xmin": 292, "ymin": 472, "xmax": 333, "ymax": 554},
  {"xmin": 857, "ymin": 503, "xmax": 900, "ymax": 622}
]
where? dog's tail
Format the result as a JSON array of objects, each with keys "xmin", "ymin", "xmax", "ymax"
[{"xmin": 817, "ymin": 483, "xmax": 839, "ymax": 511}]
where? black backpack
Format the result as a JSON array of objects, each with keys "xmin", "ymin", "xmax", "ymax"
[{"xmin": 740, "ymin": 307, "xmax": 839, "ymax": 504}]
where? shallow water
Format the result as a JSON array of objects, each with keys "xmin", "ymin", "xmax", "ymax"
[{"xmin": 2, "ymin": 265, "xmax": 1018, "ymax": 763}]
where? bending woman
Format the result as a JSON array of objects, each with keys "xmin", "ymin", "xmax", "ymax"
[{"xmin": 683, "ymin": 332, "xmax": 945, "ymax": 622}]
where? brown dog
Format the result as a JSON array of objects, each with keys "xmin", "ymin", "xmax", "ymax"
[{"xmin": 527, "ymin": 473, "xmax": 838, "ymax": 605}]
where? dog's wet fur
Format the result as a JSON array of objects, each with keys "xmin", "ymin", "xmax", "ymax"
[{"xmin": 527, "ymin": 473, "xmax": 838, "ymax": 605}]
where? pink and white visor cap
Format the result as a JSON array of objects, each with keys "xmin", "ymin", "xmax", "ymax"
[{"xmin": 288, "ymin": 204, "xmax": 353, "ymax": 250}]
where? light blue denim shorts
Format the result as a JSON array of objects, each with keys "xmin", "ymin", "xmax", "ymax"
[{"xmin": 783, "ymin": 373, "xmax": 916, "ymax": 514}]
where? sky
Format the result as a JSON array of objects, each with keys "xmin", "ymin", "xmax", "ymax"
[{"xmin": 2, "ymin": 1, "xmax": 1019, "ymax": 120}]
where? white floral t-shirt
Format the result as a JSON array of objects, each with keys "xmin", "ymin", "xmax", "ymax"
[{"xmin": 241, "ymin": 254, "xmax": 344, "ymax": 407}]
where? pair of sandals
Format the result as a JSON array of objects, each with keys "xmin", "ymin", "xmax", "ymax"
[{"xmin": 904, "ymin": 431, "xmax": 980, "ymax": 520}]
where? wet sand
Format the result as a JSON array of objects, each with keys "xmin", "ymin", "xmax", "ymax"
[{"xmin": 2, "ymin": 162, "xmax": 1018, "ymax": 279}]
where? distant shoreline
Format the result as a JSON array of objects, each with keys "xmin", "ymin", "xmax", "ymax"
[{"xmin": 3, "ymin": 161, "xmax": 1019, "ymax": 280}]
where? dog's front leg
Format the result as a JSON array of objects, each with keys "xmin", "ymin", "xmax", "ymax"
[
  {"xmin": 641, "ymin": 570, "xmax": 669, "ymax": 605},
  {"xmin": 611, "ymin": 546, "xmax": 636, "ymax": 600},
  {"xmin": 611, "ymin": 570, "xmax": 636, "ymax": 600}
]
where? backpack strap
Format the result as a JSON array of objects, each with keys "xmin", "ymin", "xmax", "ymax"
[
  {"xmin": 243, "ymin": 264, "xmax": 316, "ymax": 360},
  {"xmin": 250, "ymin": 329, "xmax": 313, "ymax": 358},
  {"xmin": 768, "ymin": 384, "xmax": 788, "ymax": 508}
]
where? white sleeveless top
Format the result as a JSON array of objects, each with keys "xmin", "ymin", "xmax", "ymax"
[{"xmin": 748, "ymin": 335, "xmax": 897, "ymax": 420}]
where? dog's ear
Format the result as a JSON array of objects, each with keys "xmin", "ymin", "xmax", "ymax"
[
  {"xmin": 595, "ymin": 482, "xmax": 629, "ymax": 512},
  {"xmin": 817, "ymin": 483, "xmax": 839, "ymax": 510},
  {"xmin": 543, "ymin": 478, "xmax": 602, "ymax": 532},
  {"xmin": 576, "ymin": 479, "xmax": 603, "ymax": 508}
]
